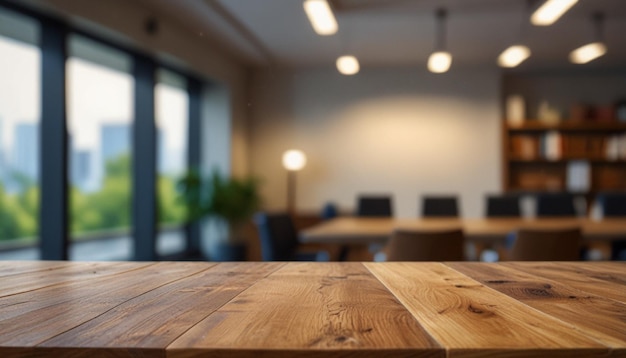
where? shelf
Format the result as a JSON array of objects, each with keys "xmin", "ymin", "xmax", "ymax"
[
  {"xmin": 507, "ymin": 121, "xmax": 626, "ymax": 132},
  {"xmin": 508, "ymin": 157, "xmax": 626, "ymax": 163},
  {"xmin": 503, "ymin": 118, "xmax": 626, "ymax": 195}
]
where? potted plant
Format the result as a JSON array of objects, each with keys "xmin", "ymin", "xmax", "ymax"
[{"xmin": 178, "ymin": 168, "xmax": 260, "ymax": 261}]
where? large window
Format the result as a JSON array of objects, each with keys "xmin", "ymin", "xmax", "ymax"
[
  {"xmin": 0, "ymin": 5, "xmax": 205, "ymax": 261},
  {"xmin": 0, "ymin": 7, "xmax": 40, "ymax": 256},
  {"xmin": 155, "ymin": 69, "xmax": 188, "ymax": 256},
  {"xmin": 66, "ymin": 35, "xmax": 134, "ymax": 260}
]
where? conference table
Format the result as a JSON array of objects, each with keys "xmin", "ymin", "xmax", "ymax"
[
  {"xmin": 300, "ymin": 217, "xmax": 626, "ymax": 246},
  {"xmin": 1, "ymin": 261, "xmax": 625, "ymax": 357}
]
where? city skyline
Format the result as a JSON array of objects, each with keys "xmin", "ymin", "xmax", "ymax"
[{"xmin": 1, "ymin": 34, "xmax": 188, "ymax": 194}]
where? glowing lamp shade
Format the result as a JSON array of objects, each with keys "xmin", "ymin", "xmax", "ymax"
[
  {"xmin": 303, "ymin": 0, "xmax": 338, "ymax": 35},
  {"xmin": 498, "ymin": 45, "xmax": 531, "ymax": 68},
  {"xmin": 531, "ymin": 0, "xmax": 578, "ymax": 26},
  {"xmin": 336, "ymin": 55, "xmax": 360, "ymax": 75},
  {"xmin": 569, "ymin": 42, "xmax": 606, "ymax": 64},
  {"xmin": 428, "ymin": 51, "xmax": 452, "ymax": 73},
  {"xmin": 282, "ymin": 150, "xmax": 307, "ymax": 171}
]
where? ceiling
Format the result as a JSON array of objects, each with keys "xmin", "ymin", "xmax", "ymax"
[{"xmin": 133, "ymin": 0, "xmax": 626, "ymax": 70}]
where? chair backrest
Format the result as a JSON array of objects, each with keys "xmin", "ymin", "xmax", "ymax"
[
  {"xmin": 536, "ymin": 193, "xmax": 578, "ymax": 217},
  {"xmin": 357, "ymin": 196, "xmax": 393, "ymax": 217},
  {"xmin": 486, "ymin": 195, "xmax": 521, "ymax": 218},
  {"xmin": 509, "ymin": 228, "xmax": 581, "ymax": 261},
  {"xmin": 422, "ymin": 196, "xmax": 459, "ymax": 217},
  {"xmin": 598, "ymin": 192, "xmax": 626, "ymax": 217},
  {"xmin": 253, "ymin": 212, "xmax": 298, "ymax": 261},
  {"xmin": 321, "ymin": 202, "xmax": 338, "ymax": 220},
  {"xmin": 386, "ymin": 229, "xmax": 464, "ymax": 261}
]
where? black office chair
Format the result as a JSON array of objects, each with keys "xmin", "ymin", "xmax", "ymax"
[
  {"xmin": 254, "ymin": 212, "xmax": 329, "ymax": 261},
  {"xmin": 321, "ymin": 202, "xmax": 338, "ymax": 220},
  {"xmin": 486, "ymin": 194, "xmax": 521, "ymax": 217},
  {"xmin": 535, "ymin": 193, "xmax": 580, "ymax": 217},
  {"xmin": 599, "ymin": 192, "xmax": 626, "ymax": 217},
  {"xmin": 598, "ymin": 192, "xmax": 626, "ymax": 260},
  {"xmin": 357, "ymin": 196, "xmax": 393, "ymax": 217},
  {"xmin": 422, "ymin": 196, "xmax": 459, "ymax": 217}
]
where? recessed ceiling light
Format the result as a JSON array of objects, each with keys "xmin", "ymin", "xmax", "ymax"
[
  {"xmin": 569, "ymin": 42, "xmax": 607, "ymax": 64},
  {"xmin": 498, "ymin": 45, "xmax": 531, "ymax": 68},
  {"xmin": 531, "ymin": 0, "xmax": 578, "ymax": 26},
  {"xmin": 303, "ymin": 0, "xmax": 338, "ymax": 36}
]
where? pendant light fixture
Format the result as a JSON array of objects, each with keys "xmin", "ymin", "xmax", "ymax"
[
  {"xmin": 335, "ymin": 13, "xmax": 360, "ymax": 75},
  {"xmin": 336, "ymin": 55, "xmax": 360, "ymax": 75},
  {"xmin": 569, "ymin": 12, "xmax": 607, "ymax": 64},
  {"xmin": 498, "ymin": 1, "xmax": 532, "ymax": 68},
  {"xmin": 427, "ymin": 8, "xmax": 452, "ymax": 74}
]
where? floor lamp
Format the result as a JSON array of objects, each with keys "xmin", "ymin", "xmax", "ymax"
[{"xmin": 282, "ymin": 149, "xmax": 306, "ymax": 216}]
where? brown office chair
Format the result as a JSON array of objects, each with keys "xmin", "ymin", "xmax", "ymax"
[
  {"xmin": 508, "ymin": 228, "xmax": 581, "ymax": 261},
  {"xmin": 386, "ymin": 228, "xmax": 464, "ymax": 261}
]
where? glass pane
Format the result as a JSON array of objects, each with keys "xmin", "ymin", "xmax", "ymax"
[
  {"xmin": 66, "ymin": 35, "xmax": 134, "ymax": 261},
  {"xmin": 0, "ymin": 7, "xmax": 40, "ymax": 260},
  {"xmin": 155, "ymin": 69, "xmax": 188, "ymax": 256}
]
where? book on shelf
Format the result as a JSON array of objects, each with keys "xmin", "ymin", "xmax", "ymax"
[
  {"xmin": 603, "ymin": 134, "xmax": 626, "ymax": 160},
  {"xmin": 566, "ymin": 161, "xmax": 590, "ymax": 191},
  {"xmin": 541, "ymin": 131, "xmax": 561, "ymax": 160},
  {"xmin": 510, "ymin": 135, "xmax": 539, "ymax": 159}
]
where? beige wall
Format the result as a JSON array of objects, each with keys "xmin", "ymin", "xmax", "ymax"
[{"xmin": 249, "ymin": 67, "xmax": 502, "ymax": 218}]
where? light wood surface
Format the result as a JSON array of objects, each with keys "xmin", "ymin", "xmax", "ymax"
[
  {"xmin": 300, "ymin": 217, "xmax": 626, "ymax": 245},
  {"xmin": 0, "ymin": 261, "xmax": 624, "ymax": 357}
]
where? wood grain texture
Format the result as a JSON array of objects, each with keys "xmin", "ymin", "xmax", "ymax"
[
  {"xmin": 168, "ymin": 262, "xmax": 443, "ymax": 358},
  {"xmin": 503, "ymin": 262, "xmax": 626, "ymax": 304},
  {"xmin": 0, "ymin": 261, "xmax": 72, "ymax": 277},
  {"xmin": 0, "ymin": 262, "xmax": 212, "ymax": 347},
  {"xmin": 365, "ymin": 262, "xmax": 608, "ymax": 357},
  {"xmin": 448, "ymin": 262, "xmax": 626, "ymax": 350},
  {"xmin": 1, "ymin": 261, "xmax": 625, "ymax": 358},
  {"xmin": 0, "ymin": 261, "xmax": 150, "ymax": 297},
  {"xmin": 40, "ymin": 262, "xmax": 284, "ymax": 352}
]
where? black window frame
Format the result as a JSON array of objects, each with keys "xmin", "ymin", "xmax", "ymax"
[{"xmin": 0, "ymin": 0, "xmax": 205, "ymax": 260}]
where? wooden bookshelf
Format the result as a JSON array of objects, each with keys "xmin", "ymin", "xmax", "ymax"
[{"xmin": 503, "ymin": 120, "xmax": 626, "ymax": 194}]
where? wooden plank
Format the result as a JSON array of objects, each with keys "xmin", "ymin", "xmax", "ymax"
[
  {"xmin": 0, "ymin": 261, "xmax": 151, "ymax": 297},
  {"xmin": 0, "ymin": 260, "xmax": 72, "ymax": 277},
  {"xmin": 0, "ymin": 262, "xmax": 213, "ymax": 348},
  {"xmin": 447, "ymin": 262, "xmax": 626, "ymax": 351},
  {"xmin": 168, "ymin": 262, "xmax": 443, "ymax": 358},
  {"xmin": 39, "ymin": 262, "xmax": 284, "ymax": 353},
  {"xmin": 365, "ymin": 262, "xmax": 608, "ymax": 357},
  {"xmin": 504, "ymin": 262, "xmax": 626, "ymax": 304}
]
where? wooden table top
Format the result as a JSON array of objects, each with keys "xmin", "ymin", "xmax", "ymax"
[
  {"xmin": 1, "ymin": 261, "xmax": 625, "ymax": 357},
  {"xmin": 300, "ymin": 217, "xmax": 626, "ymax": 245}
]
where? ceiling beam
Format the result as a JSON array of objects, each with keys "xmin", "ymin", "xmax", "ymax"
[{"xmin": 204, "ymin": 0, "xmax": 275, "ymax": 66}]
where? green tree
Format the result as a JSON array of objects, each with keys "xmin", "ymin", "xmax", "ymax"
[
  {"xmin": 71, "ymin": 154, "xmax": 130, "ymax": 236},
  {"xmin": 0, "ymin": 184, "xmax": 36, "ymax": 241},
  {"xmin": 158, "ymin": 175, "xmax": 186, "ymax": 225}
]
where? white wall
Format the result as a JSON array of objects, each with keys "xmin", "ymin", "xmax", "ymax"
[{"xmin": 249, "ymin": 67, "xmax": 502, "ymax": 218}]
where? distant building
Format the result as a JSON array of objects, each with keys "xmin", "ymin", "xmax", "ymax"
[
  {"xmin": 71, "ymin": 149, "xmax": 92, "ymax": 190},
  {"xmin": 12, "ymin": 122, "xmax": 39, "ymax": 182},
  {"xmin": 100, "ymin": 123, "xmax": 130, "ymax": 167}
]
